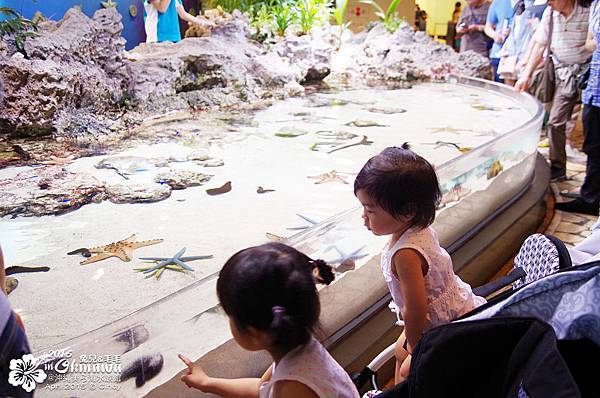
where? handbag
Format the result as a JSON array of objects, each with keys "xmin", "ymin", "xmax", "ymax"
[
  {"xmin": 577, "ymin": 62, "xmax": 591, "ymax": 91},
  {"xmin": 498, "ymin": 55, "xmax": 518, "ymax": 76},
  {"xmin": 529, "ymin": 14, "xmax": 555, "ymax": 103}
]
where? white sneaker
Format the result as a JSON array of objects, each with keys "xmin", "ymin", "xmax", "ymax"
[{"xmin": 362, "ymin": 390, "xmax": 383, "ymax": 398}]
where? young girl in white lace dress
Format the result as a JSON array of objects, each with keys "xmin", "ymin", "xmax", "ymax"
[
  {"xmin": 179, "ymin": 242, "xmax": 359, "ymax": 398},
  {"xmin": 354, "ymin": 144, "xmax": 486, "ymax": 384}
]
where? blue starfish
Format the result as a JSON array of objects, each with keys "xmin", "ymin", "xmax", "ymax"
[
  {"xmin": 138, "ymin": 248, "xmax": 212, "ymax": 278},
  {"xmin": 322, "ymin": 244, "xmax": 369, "ymax": 265},
  {"xmin": 286, "ymin": 213, "xmax": 322, "ymax": 231}
]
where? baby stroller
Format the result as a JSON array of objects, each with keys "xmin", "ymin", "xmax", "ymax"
[{"xmin": 353, "ymin": 234, "xmax": 600, "ymax": 397}]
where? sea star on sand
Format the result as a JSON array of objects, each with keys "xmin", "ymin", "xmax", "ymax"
[
  {"xmin": 265, "ymin": 232, "xmax": 287, "ymax": 242},
  {"xmin": 40, "ymin": 155, "xmax": 76, "ymax": 166},
  {"xmin": 427, "ymin": 126, "xmax": 473, "ymax": 134},
  {"xmin": 308, "ymin": 170, "xmax": 351, "ymax": 184},
  {"xmin": 136, "ymin": 247, "xmax": 213, "ymax": 279},
  {"xmin": 286, "ymin": 213, "xmax": 322, "ymax": 231},
  {"xmin": 80, "ymin": 234, "xmax": 163, "ymax": 265}
]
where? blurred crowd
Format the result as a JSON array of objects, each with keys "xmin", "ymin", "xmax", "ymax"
[{"xmin": 442, "ymin": 0, "xmax": 599, "ymax": 216}]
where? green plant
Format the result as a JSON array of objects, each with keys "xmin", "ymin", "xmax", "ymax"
[
  {"xmin": 360, "ymin": 0, "xmax": 403, "ymax": 32},
  {"xmin": 0, "ymin": 7, "xmax": 39, "ymax": 54},
  {"xmin": 250, "ymin": 3, "xmax": 274, "ymax": 42},
  {"xmin": 333, "ymin": 0, "xmax": 350, "ymax": 47},
  {"xmin": 272, "ymin": 2, "xmax": 295, "ymax": 36},
  {"xmin": 296, "ymin": 0, "xmax": 329, "ymax": 35}
]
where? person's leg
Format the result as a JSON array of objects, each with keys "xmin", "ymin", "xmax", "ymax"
[
  {"xmin": 491, "ymin": 58, "xmax": 505, "ymax": 83},
  {"xmin": 399, "ymin": 353, "xmax": 412, "ymax": 380},
  {"xmin": 394, "ymin": 332, "xmax": 409, "ymax": 384},
  {"xmin": 581, "ymin": 104, "xmax": 600, "ymax": 206},
  {"xmin": 548, "ymin": 89, "xmax": 578, "ymax": 179},
  {"xmin": 555, "ymin": 104, "xmax": 600, "ymax": 216}
]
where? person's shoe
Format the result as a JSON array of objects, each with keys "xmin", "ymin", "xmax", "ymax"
[
  {"xmin": 555, "ymin": 199, "xmax": 599, "ymax": 216},
  {"xmin": 560, "ymin": 190, "xmax": 581, "ymax": 199},
  {"xmin": 362, "ymin": 390, "xmax": 384, "ymax": 398}
]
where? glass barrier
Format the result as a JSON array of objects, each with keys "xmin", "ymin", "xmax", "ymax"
[{"xmin": 29, "ymin": 76, "xmax": 543, "ymax": 397}]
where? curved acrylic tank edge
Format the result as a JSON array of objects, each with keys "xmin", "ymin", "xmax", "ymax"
[
  {"xmin": 436, "ymin": 75, "xmax": 544, "ymax": 172},
  {"xmin": 33, "ymin": 270, "xmax": 220, "ymax": 354},
  {"xmin": 34, "ymin": 76, "xmax": 544, "ymax": 354}
]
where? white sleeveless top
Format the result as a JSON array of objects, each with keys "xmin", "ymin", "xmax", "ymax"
[
  {"xmin": 259, "ymin": 337, "xmax": 359, "ymax": 398},
  {"xmin": 381, "ymin": 227, "xmax": 486, "ymax": 330}
]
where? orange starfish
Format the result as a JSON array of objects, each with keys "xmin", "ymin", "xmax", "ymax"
[{"xmin": 81, "ymin": 234, "xmax": 163, "ymax": 265}]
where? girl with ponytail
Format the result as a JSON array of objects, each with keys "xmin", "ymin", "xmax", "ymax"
[{"xmin": 179, "ymin": 242, "xmax": 359, "ymax": 398}]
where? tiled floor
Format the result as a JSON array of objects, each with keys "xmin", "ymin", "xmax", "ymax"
[
  {"xmin": 541, "ymin": 113, "xmax": 598, "ymax": 247},
  {"xmin": 547, "ymin": 163, "xmax": 597, "ymax": 245}
]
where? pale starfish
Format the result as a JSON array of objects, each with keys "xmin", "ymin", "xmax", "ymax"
[
  {"xmin": 287, "ymin": 213, "xmax": 322, "ymax": 231},
  {"xmin": 40, "ymin": 154, "xmax": 76, "ymax": 166},
  {"xmin": 137, "ymin": 248, "xmax": 213, "ymax": 279},
  {"xmin": 80, "ymin": 234, "xmax": 163, "ymax": 265},
  {"xmin": 323, "ymin": 244, "xmax": 369, "ymax": 264},
  {"xmin": 427, "ymin": 126, "xmax": 473, "ymax": 134},
  {"xmin": 265, "ymin": 232, "xmax": 287, "ymax": 242},
  {"xmin": 321, "ymin": 245, "xmax": 369, "ymax": 273},
  {"xmin": 308, "ymin": 170, "xmax": 352, "ymax": 184}
]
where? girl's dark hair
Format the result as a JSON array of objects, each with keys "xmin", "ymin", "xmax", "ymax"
[
  {"xmin": 354, "ymin": 144, "xmax": 442, "ymax": 229},
  {"xmin": 216, "ymin": 242, "xmax": 335, "ymax": 354}
]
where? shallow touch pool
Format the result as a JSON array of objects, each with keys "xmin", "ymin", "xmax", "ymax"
[{"xmin": 1, "ymin": 78, "xmax": 542, "ymax": 396}]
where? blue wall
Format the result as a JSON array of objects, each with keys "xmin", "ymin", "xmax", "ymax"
[{"xmin": 1, "ymin": 0, "xmax": 147, "ymax": 49}]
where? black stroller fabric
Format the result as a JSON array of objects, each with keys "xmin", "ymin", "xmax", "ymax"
[
  {"xmin": 380, "ymin": 317, "xmax": 581, "ymax": 398},
  {"xmin": 378, "ymin": 261, "xmax": 600, "ymax": 398}
]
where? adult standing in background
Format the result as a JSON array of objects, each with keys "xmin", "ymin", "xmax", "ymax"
[
  {"xmin": 144, "ymin": 0, "xmax": 213, "ymax": 43},
  {"xmin": 486, "ymin": 0, "xmax": 517, "ymax": 82},
  {"xmin": 515, "ymin": 0, "xmax": 592, "ymax": 182},
  {"xmin": 458, "ymin": 0, "xmax": 492, "ymax": 57},
  {"xmin": 556, "ymin": 0, "xmax": 599, "ymax": 215},
  {"xmin": 498, "ymin": 0, "xmax": 547, "ymax": 85},
  {"xmin": 453, "ymin": 2, "xmax": 464, "ymax": 23}
]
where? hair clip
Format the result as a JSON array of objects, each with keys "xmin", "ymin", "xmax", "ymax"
[{"xmin": 272, "ymin": 306, "xmax": 286, "ymax": 314}]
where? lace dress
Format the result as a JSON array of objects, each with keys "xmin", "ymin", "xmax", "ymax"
[
  {"xmin": 381, "ymin": 227, "xmax": 486, "ymax": 330},
  {"xmin": 259, "ymin": 337, "xmax": 359, "ymax": 398}
]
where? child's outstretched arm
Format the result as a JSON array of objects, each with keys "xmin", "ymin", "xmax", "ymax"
[
  {"xmin": 179, "ymin": 354, "xmax": 270, "ymax": 398},
  {"xmin": 176, "ymin": 4, "xmax": 215, "ymax": 29},
  {"xmin": 393, "ymin": 248, "xmax": 428, "ymax": 352}
]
